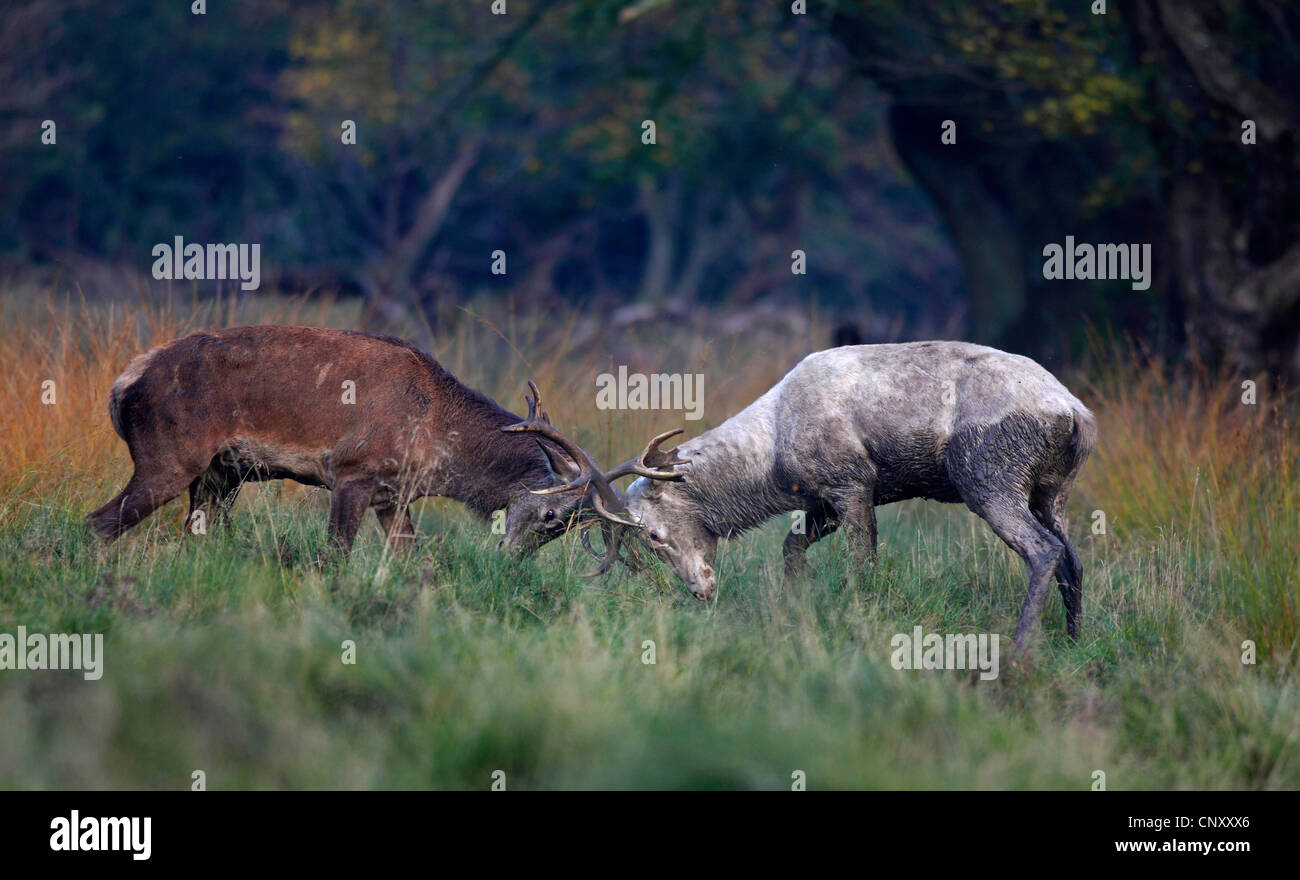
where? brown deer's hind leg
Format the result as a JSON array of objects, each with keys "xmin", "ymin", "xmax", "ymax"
[
  {"xmin": 87, "ymin": 463, "xmax": 199, "ymax": 541},
  {"xmin": 375, "ymin": 504, "xmax": 417, "ymax": 553}
]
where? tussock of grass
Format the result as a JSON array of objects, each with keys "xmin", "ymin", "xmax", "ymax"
[{"xmin": 0, "ymin": 293, "xmax": 1295, "ymax": 789}]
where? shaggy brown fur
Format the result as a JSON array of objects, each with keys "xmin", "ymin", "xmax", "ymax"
[{"xmin": 87, "ymin": 326, "xmax": 576, "ymax": 553}]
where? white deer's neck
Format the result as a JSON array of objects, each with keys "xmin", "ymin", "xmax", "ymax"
[{"xmin": 671, "ymin": 387, "xmax": 794, "ymax": 537}]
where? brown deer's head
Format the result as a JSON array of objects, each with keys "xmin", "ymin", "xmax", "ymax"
[{"xmin": 498, "ymin": 380, "xmax": 689, "ymax": 573}]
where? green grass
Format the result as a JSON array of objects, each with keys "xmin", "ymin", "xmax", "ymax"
[{"xmin": 1, "ymin": 487, "xmax": 1294, "ymax": 790}]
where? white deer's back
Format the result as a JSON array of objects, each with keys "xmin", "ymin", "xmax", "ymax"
[{"xmin": 673, "ymin": 341, "xmax": 1088, "ymax": 494}]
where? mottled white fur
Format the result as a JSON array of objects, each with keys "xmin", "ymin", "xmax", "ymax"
[{"xmin": 622, "ymin": 342, "xmax": 1095, "ymax": 647}]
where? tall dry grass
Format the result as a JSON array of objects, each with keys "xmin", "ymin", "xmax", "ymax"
[
  {"xmin": 0, "ymin": 291, "xmax": 824, "ymax": 523},
  {"xmin": 1077, "ymin": 341, "xmax": 1298, "ymax": 655}
]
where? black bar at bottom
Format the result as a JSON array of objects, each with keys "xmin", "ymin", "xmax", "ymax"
[{"xmin": 0, "ymin": 791, "xmax": 1284, "ymax": 866}]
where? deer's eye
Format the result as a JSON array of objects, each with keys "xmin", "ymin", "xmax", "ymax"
[
  {"xmin": 543, "ymin": 509, "xmax": 556, "ymax": 522},
  {"xmin": 648, "ymin": 529, "xmax": 662, "ymax": 543}
]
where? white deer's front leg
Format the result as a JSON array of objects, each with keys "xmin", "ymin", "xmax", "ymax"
[
  {"xmin": 827, "ymin": 482, "xmax": 878, "ymax": 583},
  {"xmin": 782, "ymin": 504, "xmax": 838, "ymax": 578}
]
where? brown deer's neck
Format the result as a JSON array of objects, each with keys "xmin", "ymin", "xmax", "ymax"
[
  {"xmin": 413, "ymin": 369, "xmax": 551, "ymax": 519},
  {"xmin": 434, "ymin": 423, "xmax": 551, "ymax": 519}
]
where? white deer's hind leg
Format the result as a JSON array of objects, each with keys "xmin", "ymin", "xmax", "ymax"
[
  {"xmin": 826, "ymin": 483, "xmax": 878, "ymax": 588},
  {"xmin": 948, "ymin": 415, "xmax": 1071, "ymax": 648},
  {"xmin": 1032, "ymin": 483, "xmax": 1083, "ymax": 640},
  {"xmin": 971, "ymin": 498, "xmax": 1064, "ymax": 651}
]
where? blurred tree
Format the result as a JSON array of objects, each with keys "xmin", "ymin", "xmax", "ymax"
[
  {"xmin": 808, "ymin": 0, "xmax": 1300, "ymax": 376},
  {"xmin": 0, "ymin": 1, "xmax": 83, "ymax": 151},
  {"xmin": 1124, "ymin": 0, "xmax": 1300, "ymax": 380},
  {"xmin": 0, "ymin": 0, "xmax": 965, "ymax": 349},
  {"xmin": 275, "ymin": 0, "xmax": 950, "ymax": 337},
  {"xmin": 535, "ymin": 0, "xmax": 959, "ymax": 330},
  {"xmin": 277, "ymin": 0, "xmax": 561, "ymax": 334},
  {"xmin": 0, "ymin": 0, "xmax": 291, "ymax": 263}
]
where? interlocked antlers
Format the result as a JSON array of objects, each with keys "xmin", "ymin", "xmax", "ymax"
[
  {"xmin": 502, "ymin": 379, "xmax": 689, "ymax": 572},
  {"xmin": 604, "ymin": 428, "xmax": 690, "ymax": 481},
  {"xmin": 582, "ymin": 424, "xmax": 689, "ymax": 574},
  {"xmin": 502, "ymin": 380, "xmax": 636, "ymax": 525}
]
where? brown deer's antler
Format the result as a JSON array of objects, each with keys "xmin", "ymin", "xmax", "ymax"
[
  {"xmin": 579, "ymin": 518, "xmax": 647, "ymax": 576},
  {"xmin": 503, "ymin": 379, "xmax": 690, "ymax": 571},
  {"xmin": 502, "ymin": 380, "xmax": 639, "ymax": 527}
]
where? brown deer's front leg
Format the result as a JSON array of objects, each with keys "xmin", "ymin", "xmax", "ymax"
[{"xmin": 328, "ymin": 481, "xmax": 375, "ymax": 555}]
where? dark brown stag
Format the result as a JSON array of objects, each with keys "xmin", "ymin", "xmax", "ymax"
[{"xmin": 87, "ymin": 326, "xmax": 589, "ymax": 553}]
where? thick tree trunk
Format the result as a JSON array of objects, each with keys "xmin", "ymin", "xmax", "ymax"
[
  {"xmin": 1127, "ymin": 0, "xmax": 1300, "ymax": 380},
  {"xmin": 636, "ymin": 180, "xmax": 679, "ymax": 301}
]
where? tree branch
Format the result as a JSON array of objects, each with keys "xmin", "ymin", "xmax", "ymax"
[{"xmin": 1155, "ymin": 0, "xmax": 1298, "ymax": 140}]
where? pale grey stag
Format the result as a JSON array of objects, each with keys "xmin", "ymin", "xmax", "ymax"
[{"xmin": 504, "ymin": 342, "xmax": 1097, "ymax": 648}]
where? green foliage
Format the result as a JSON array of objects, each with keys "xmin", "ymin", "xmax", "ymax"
[{"xmin": 0, "ymin": 0, "xmax": 955, "ymax": 324}]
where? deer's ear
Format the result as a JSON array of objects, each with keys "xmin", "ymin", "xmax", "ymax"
[{"xmin": 536, "ymin": 439, "xmax": 581, "ymax": 481}]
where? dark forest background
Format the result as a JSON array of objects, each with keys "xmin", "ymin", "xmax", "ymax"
[{"xmin": 3, "ymin": 0, "xmax": 1298, "ymax": 379}]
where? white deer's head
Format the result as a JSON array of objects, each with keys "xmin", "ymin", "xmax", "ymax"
[{"xmin": 623, "ymin": 476, "xmax": 718, "ymax": 600}]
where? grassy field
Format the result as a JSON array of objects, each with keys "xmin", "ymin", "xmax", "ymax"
[{"xmin": 0, "ymin": 292, "xmax": 1296, "ymax": 789}]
